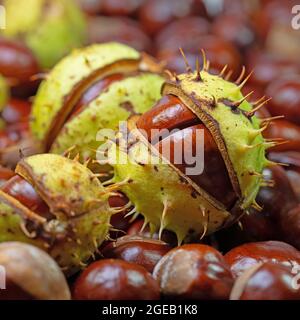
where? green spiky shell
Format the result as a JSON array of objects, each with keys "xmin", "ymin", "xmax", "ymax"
[
  {"xmin": 0, "ymin": 154, "xmax": 112, "ymax": 275},
  {"xmin": 2, "ymin": 0, "xmax": 86, "ymax": 69},
  {"xmin": 31, "ymin": 42, "xmax": 164, "ymax": 160},
  {"xmin": 0, "ymin": 75, "xmax": 8, "ymax": 112},
  {"xmin": 110, "ymin": 70, "xmax": 268, "ymax": 242}
]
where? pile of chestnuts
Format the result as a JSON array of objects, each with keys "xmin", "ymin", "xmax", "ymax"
[{"xmin": 0, "ymin": 0, "xmax": 300, "ymax": 301}]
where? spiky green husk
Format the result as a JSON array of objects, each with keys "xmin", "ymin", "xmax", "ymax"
[
  {"xmin": 0, "ymin": 154, "xmax": 112, "ymax": 275},
  {"xmin": 2, "ymin": 0, "xmax": 86, "ymax": 69},
  {"xmin": 31, "ymin": 42, "xmax": 164, "ymax": 160},
  {"xmin": 51, "ymin": 72, "xmax": 164, "ymax": 160},
  {"xmin": 110, "ymin": 70, "xmax": 268, "ymax": 242}
]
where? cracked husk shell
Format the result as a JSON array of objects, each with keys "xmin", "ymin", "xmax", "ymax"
[
  {"xmin": 110, "ymin": 70, "xmax": 268, "ymax": 242},
  {"xmin": 31, "ymin": 42, "xmax": 164, "ymax": 160},
  {"xmin": 0, "ymin": 154, "xmax": 112, "ymax": 275}
]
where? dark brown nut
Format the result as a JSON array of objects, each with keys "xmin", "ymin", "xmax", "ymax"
[
  {"xmin": 0, "ymin": 37, "xmax": 40, "ymax": 97},
  {"xmin": 0, "ymin": 242, "xmax": 70, "ymax": 300},
  {"xmin": 158, "ymin": 35, "xmax": 242, "ymax": 77},
  {"xmin": 108, "ymin": 192, "xmax": 133, "ymax": 238},
  {"xmin": 102, "ymin": 0, "xmax": 145, "ymax": 16},
  {"xmin": 73, "ymin": 259, "xmax": 160, "ymax": 300},
  {"xmin": 102, "ymin": 235, "xmax": 171, "ymax": 272},
  {"xmin": 127, "ymin": 219, "xmax": 178, "ymax": 246},
  {"xmin": 268, "ymin": 150, "xmax": 300, "ymax": 202},
  {"xmin": 224, "ymin": 241, "xmax": 300, "ymax": 278},
  {"xmin": 230, "ymin": 262, "xmax": 300, "ymax": 300},
  {"xmin": 246, "ymin": 51, "xmax": 300, "ymax": 88},
  {"xmin": 1, "ymin": 98, "xmax": 31, "ymax": 124},
  {"xmin": 263, "ymin": 120, "xmax": 300, "ymax": 152},
  {"xmin": 266, "ymin": 76, "xmax": 300, "ymax": 126},
  {"xmin": 155, "ymin": 17, "xmax": 210, "ymax": 54},
  {"xmin": 0, "ymin": 166, "xmax": 14, "ymax": 186},
  {"xmin": 153, "ymin": 244, "xmax": 234, "ymax": 299},
  {"xmin": 280, "ymin": 204, "xmax": 300, "ymax": 251},
  {"xmin": 139, "ymin": 0, "xmax": 205, "ymax": 36},
  {"xmin": 87, "ymin": 16, "xmax": 152, "ymax": 53},
  {"xmin": 240, "ymin": 165, "xmax": 298, "ymax": 242},
  {"xmin": 212, "ymin": 14, "xmax": 256, "ymax": 51}
]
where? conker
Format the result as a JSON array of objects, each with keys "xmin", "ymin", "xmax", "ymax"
[
  {"xmin": 0, "ymin": 37, "xmax": 40, "ymax": 97},
  {"xmin": 224, "ymin": 241, "xmax": 300, "ymax": 278},
  {"xmin": 0, "ymin": 242, "xmax": 70, "ymax": 300},
  {"xmin": 230, "ymin": 262, "xmax": 300, "ymax": 300},
  {"xmin": 102, "ymin": 235, "xmax": 171, "ymax": 272},
  {"xmin": 266, "ymin": 76, "xmax": 300, "ymax": 126},
  {"xmin": 73, "ymin": 259, "xmax": 160, "ymax": 300},
  {"xmin": 153, "ymin": 244, "xmax": 234, "ymax": 299}
]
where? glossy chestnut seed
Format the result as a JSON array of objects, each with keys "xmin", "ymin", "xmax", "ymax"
[
  {"xmin": 212, "ymin": 14, "xmax": 256, "ymax": 51},
  {"xmin": 224, "ymin": 241, "xmax": 300, "ymax": 278},
  {"xmin": 139, "ymin": 0, "xmax": 204, "ymax": 37},
  {"xmin": 246, "ymin": 51, "xmax": 300, "ymax": 88},
  {"xmin": 230, "ymin": 262, "xmax": 300, "ymax": 300},
  {"xmin": 153, "ymin": 244, "xmax": 234, "ymax": 300},
  {"xmin": 87, "ymin": 16, "xmax": 152, "ymax": 53},
  {"xmin": 127, "ymin": 219, "xmax": 178, "ymax": 246},
  {"xmin": 102, "ymin": 235, "xmax": 171, "ymax": 273},
  {"xmin": 0, "ymin": 37, "xmax": 40, "ymax": 97},
  {"xmin": 263, "ymin": 120, "xmax": 300, "ymax": 152},
  {"xmin": 1, "ymin": 99, "xmax": 31, "ymax": 124},
  {"xmin": 266, "ymin": 76, "xmax": 300, "ymax": 126},
  {"xmin": 0, "ymin": 242, "xmax": 70, "ymax": 300},
  {"xmin": 239, "ymin": 165, "xmax": 298, "ymax": 242},
  {"xmin": 268, "ymin": 151, "xmax": 300, "ymax": 202},
  {"xmin": 108, "ymin": 192, "xmax": 132, "ymax": 238},
  {"xmin": 102, "ymin": 0, "xmax": 145, "ymax": 16},
  {"xmin": 0, "ymin": 166, "xmax": 14, "ymax": 186},
  {"xmin": 280, "ymin": 204, "xmax": 300, "ymax": 251},
  {"xmin": 158, "ymin": 35, "xmax": 242, "ymax": 77},
  {"xmin": 155, "ymin": 17, "xmax": 210, "ymax": 54},
  {"xmin": 73, "ymin": 259, "xmax": 160, "ymax": 300}
]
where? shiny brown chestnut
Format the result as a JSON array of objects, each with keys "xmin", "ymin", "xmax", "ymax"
[
  {"xmin": 263, "ymin": 120, "xmax": 300, "ymax": 152},
  {"xmin": 153, "ymin": 244, "xmax": 234, "ymax": 300},
  {"xmin": 87, "ymin": 16, "xmax": 152, "ymax": 53},
  {"xmin": 136, "ymin": 94, "xmax": 237, "ymax": 209},
  {"xmin": 224, "ymin": 241, "xmax": 300, "ymax": 278},
  {"xmin": 230, "ymin": 262, "xmax": 300, "ymax": 300},
  {"xmin": 158, "ymin": 35, "xmax": 242, "ymax": 77},
  {"xmin": 73, "ymin": 259, "xmax": 160, "ymax": 300},
  {"xmin": 212, "ymin": 14, "xmax": 256, "ymax": 51},
  {"xmin": 240, "ymin": 165, "xmax": 298, "ymax": 242},
  {"xmin": 101, "ymin": 0, "xmax": 145, "ymax": 16},
  {"xmin": 0, "ymin": 37, "xmax": 40, "ymax": 97},
  {"xmin": 139, "ymin": 0, "xmax": 205, "ymax": 37},
  {"xmin": 76, "ymin": 0, "xmax": 103, "ymax": 15},
  {"xmin": 1, "ymin": 98, "xmax": 31, "ymax": 124},
  {"xmin": 108, "ymin": 192, "xmax": 133, "ymax": 238},
  {"xmin": 266, "ymin": 76, "xmax": 300, "ymax": 126},
  {"xmin": 0, "ymin": 166, "xmax": 14, "ymax": 186},
  {"xmin": 102, "ymin": 235, "xmax": 171, "ymax": 272},
  {"xmin": 127, "ymin": 219, "xmax": 178, "ymax": 246},
  {"xmin": 246, "ymin": 51, "xmax": 300, "ymax": 88},
  {"xmin": 268, "ymin": 151, "xmax": 300, "ymax": 202},
  {"xmin": 0, "ymin": 242, "xmax": 70, "ymax": 300},
  {"xmin": 155, "ymin": 17, "xmax": 210, "ymax": 54}
]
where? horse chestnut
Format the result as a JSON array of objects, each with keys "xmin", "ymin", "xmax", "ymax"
[
  {"xmin": 0, "ymin": 242, "xmax": 70, "ymax": 300},
  {"xmin": 153, "ymin": 244, "xmax": 234, "ymax": 299},
  {"xmin": 102, "ymin": 235, "xmax": 171, "ymax": 272},
  {"xmin": 73, "ymin": 259, "xmax": 160, "ymax": 300},
  {"xmin": 224, "ymin": 241, "xmax": 300, "ymax": 277},
  {"xmin": 266, "ymin": 76, "xmax": 300, "ymax": 126},
  {"xmin": 230, "ymin": 262, "xmax": 300, "ymax": 300}
]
